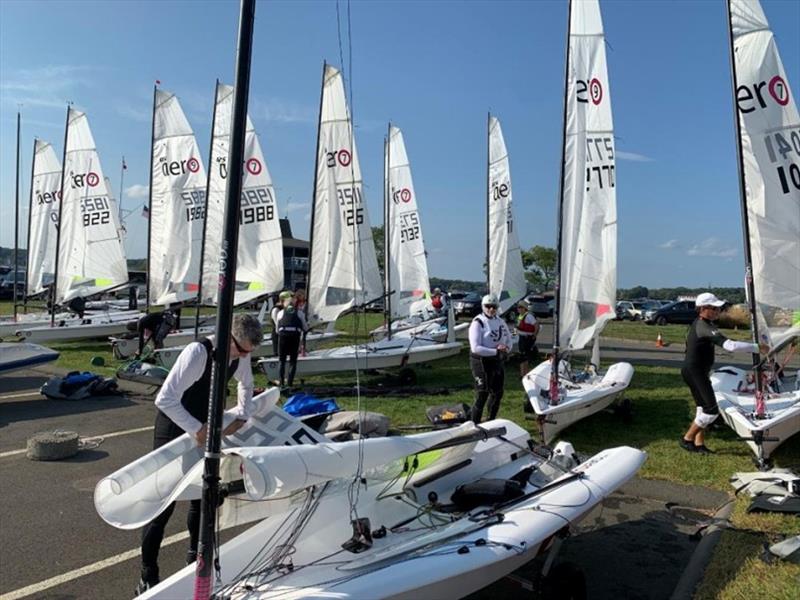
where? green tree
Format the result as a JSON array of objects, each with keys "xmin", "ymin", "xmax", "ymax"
[
  {"xmin": 521, "ymin": 245, "xmax": 557, "ymax": 292},
  {"xmin": 372, "ymin": 225, "xmax": 385, "ymax": 280}
]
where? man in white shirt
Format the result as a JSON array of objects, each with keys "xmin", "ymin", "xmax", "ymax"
[
  {"xmin": 135, "ymin": 313, "xmax": 263, "ymax": 595},
  {"xmin": 468, "ymin": 294, "xmax": 512, "ymax": 423}
]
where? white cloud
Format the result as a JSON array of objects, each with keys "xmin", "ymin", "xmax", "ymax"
[
  {"xmin": 1, "ymin": 65, "xmax": 100, "ymax": 110},
  {"xmin": 250, "ymin": 97, "xmax": 315, "ymax": 124},
  {"xmin": 616, "ymin": 150, "xmax": 654, "ymax": 162},
  {"xmin": 124, "ymin": 184, "xmax": 149, "ymax": 199},
  {"xmin": 659, "ymin": 239, "xmax": 679, "ymax": 249},
  {"xmin": 686, "ymin": 237, "xmax": 737, "ymax": 258},
  {"xmin": 285, "ymin": 201, "xmax": 310, "ymax": 213},
  {"xmin": 116, "ymin": 103, "xmax": 150, "ymax": 123}
]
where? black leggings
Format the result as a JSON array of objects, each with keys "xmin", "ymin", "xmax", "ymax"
[
  {"xmin": 470, "ymin": 355, "xmax": 505, "ymax": 423},
  {"xmin": 140, "ymin": 414, "xmax": 202, "ymax": 583},
  {"xmin": 279, "ymin": 332, "xmax": 301, "ymax": 386},
  {"xmin": 681, "ymin": 367, "xmax": 719, "ymax": 415}
]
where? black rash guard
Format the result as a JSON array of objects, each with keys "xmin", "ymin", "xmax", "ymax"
[{"xmin": 684, "ymin": 317, "xmax": 728, "ymax": 373}]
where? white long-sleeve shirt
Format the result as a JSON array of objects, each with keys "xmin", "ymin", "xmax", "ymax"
[
  {"xmin": 468, "ymin": 313, "xmax": 512, "ymax": 357},
  {"xmin": 154, "ymin": 340, "xmax": 256, "ymax": 435}
]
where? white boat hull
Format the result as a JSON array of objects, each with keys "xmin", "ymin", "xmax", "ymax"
[
  {"xmin": 259, "ymin": 340, "xmax": 462, "ymax": 379},
  {"xmin": 133, "ymin": 416, "xmax": 644, "ymax": 599},
  {"xmin": 0, "ymin": 342, "xmax": 60, "ymax": 375},
  {"xmin": 711, "ymin": 367, "xmax": 800, "ymax": 460},
  {"xmin": 1, "ymin": 309, "xmax": 140, "ymax": 338},
  {"xmin": 524, "ymin": 359, "xmax": 634, "ymax": 444},
  {"xmin": 14, "ymin": 312, "xmax": 143, "ymax": 343},
  {"xmin": 150, "ymin": 331, "xmax": 341, "ymax": 370}
]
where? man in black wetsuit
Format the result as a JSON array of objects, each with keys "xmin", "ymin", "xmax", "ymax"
[
  {"xmin": 134, "ymin": 313, "xmax": 263, "ymax": 595},
  {"xmin": 680, "ymin": 293, "xmax": 767, "ymax": 454},
  {"xmin": 134, "ymin": 310, "xmax": 178, "ymax": 357}
]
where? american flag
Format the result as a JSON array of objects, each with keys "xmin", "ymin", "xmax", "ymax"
[
  {"xmin": 142, "ymin": 205, "xmax": 150, "ymax": 219},
  {"xmin": 122, "ymin": 157, "xmax": 127, "ymax": 170}
]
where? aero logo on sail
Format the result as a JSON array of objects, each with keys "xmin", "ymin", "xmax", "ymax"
[
  {"xmin": 70, "ymin": 172, "xmax": 100, "ymax": 188},
  {"xmin": 577, "ymin": 78, "xmax": 603, "ymax": 105},
  {"xmin": 391, "ymin": 187, "xmax": 412, "ymax": 204},
  {"xmin": 217, "ymin": 157, "xmax": 263, "ymax": 178},
  {"xmin": 325, "ymin": 149, "xmax": 352, "ymax": 168},
  {"xmin": 737, "ymin": 75, "xmax": 790, "ymax": 114},
  {"xmin": 492, "ymin": 181, "xmax": 510, "ymax": 200},
  {"xmin": 160, "ymin": 156, "xmax": 201, "ymax": 176},
  {"xmin": 37, "ymin": 189, "xmax": 62, "ymax": 204}
]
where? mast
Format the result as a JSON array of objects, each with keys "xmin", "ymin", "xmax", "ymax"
[
  {"xmin": 551, "ymin": 0, "xmax": 574, "ymax": 401},
  {"xmin": 13, "ymin": 112, "xmax": 20, "ymax": 320},
  {"xmin": 23, "ymin": 137, "xmax": 36, "ymax": 313},
  {"xmin": 194, "ymin": 0, "xmax": 255, "ymax": 597},
  {"xmin": 725, "ymin": 0, "xmax": 763, "ymax": 390},
  {"xmin": 51, "ymin": 105, "xmax": 70, "ymax": 327},
  {"xmin": 306, "ymin": 61, "xmax": 327, "ymax": 324},
  {"xmin": 384, "ymin": 123, "xmax": 392, "ymax": 339},
  {"xmin": 195, "ymin": 78, "xmax": 220, "ymax": 338},
  {"xmin": 118, "ymin": 156, "xmax": 125, "ymax": 222},
  {"xmin": 486, "ymin": 111, "xmax": 491, "ymax": 295},
  {"xmin": 145, "ymin": 84, "xmax": 157, "ymax": 312}
]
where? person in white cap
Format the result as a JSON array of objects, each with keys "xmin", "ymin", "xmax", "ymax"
[
  {"xmin": 468, "ymin": 293, "xmax": 512, "ymax": 423},
  {"xmin": 680, "ymin": 292, "xmax": 768, "ymax": 454}
]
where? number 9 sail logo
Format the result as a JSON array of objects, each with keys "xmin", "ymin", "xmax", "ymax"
[{"xmin": 590, "ymin": 78, "xmax": 603, "ymax": 105}]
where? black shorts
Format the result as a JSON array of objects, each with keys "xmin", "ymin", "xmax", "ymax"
[
  {"xmin": 517, "ymin": 336, "xmax": 538, "ymax": 361},
  {"xmin": 681, "ymin": 367, "xmax": 719, "ymax": 415}
]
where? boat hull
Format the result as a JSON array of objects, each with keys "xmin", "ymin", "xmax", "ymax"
[
  {"xmin": 711, "ymin": 367, "xmax": 800, "ymax": 460},
  {"xmin": 524, "ymin": 359, "xmax": 634, "ymax": 444},
  {"xmin": 0, "ymin": 342, "xmax": 60, "ymax": 375},
  {"xmin": 14, "ymin": 312, "xmax": 143, "ymax": 343}
]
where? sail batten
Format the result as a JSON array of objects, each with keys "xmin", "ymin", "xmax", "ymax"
[
  {"xmin": 148, "ymin": 89, "xmax": 207, "ymax": 307},
  {"xmin": 55, "ymin": 110, "xmax": 128, "ymax": 304},
  {"xmin": 488, "ymin": 116, "xmax": 526, "ymax": 314},
  {"xmin": 307, "ymin": 64, "xmax": 382, "ymax": 325},
  {"xmin": 729, "ymin": 0, "xmax": 800, "ymax": 350},
  {"xmin": 387, "ymin": 125, "xmax": 430, "ymax": 319},
  {"xmin": 558, "ymin": 0, "xmax": 617, "ymax": 352},
  {"xmin": 201, "ymin": 82, "xmax": 283, "ymax": 307}
]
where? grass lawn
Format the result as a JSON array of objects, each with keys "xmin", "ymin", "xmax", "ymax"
[
  {"xmin": 4, "ymin": 303, "xmax": 798, "ymax": 597},
  {"xmin": 602, "ymin": 319, "xmax": 752, "ymax": 346}
]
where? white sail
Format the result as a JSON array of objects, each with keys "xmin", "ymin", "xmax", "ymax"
[
  {"xmin": 26, "ymin": 139, "xmax": 61, "ymax": 295},
  {"xmin": 730, "ymin": 0, "xmax": 800, "ymax": 349},
  {"xmin": 558, "ymin": 0, "xmax": 617, "ymax": 351},
  {"xmin": 488, "ymin": 116, "xmax": 527, "ymax": 315},
  {"xmin": 55, "ymin": 109, "xmax": 128, "ymax": 304},
  {"xmin": 387, "ymin": 125, "xmax": 430, "ymax": 319},
  {"xmin": 307, "ymin": 64, "xmax": 383, "ymax": 325},
  {"xmin": 149, "ymin": 89, "xmax": 206, "ymax": 307},
  {"xmin": 201, "ymin": 82, "xmax": 284, "ymax": 307}
]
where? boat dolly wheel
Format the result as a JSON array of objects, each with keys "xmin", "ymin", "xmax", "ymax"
[{"xmin": 398, "ymin": 367, "xmax": 417, "ymax": 386}]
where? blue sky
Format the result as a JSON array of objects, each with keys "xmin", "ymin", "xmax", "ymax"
[{"xmin": 1, "ymin": 0, "xmax": 798, "ymax": 288}]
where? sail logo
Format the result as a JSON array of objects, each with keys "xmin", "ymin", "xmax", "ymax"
[
  {"xmin": 391, "ymin": 187, "xmax": 412, "ymax": 204},
  {"xmin": 160, "ymin": 156, "xmax": 201, "ymax": 177},
  {"xmin": 576, "ymin": 78, "xmax": 603, "ymax": 105},
  {"xmin": 245, "ymin": 158, "xmax": 262, "ymax": 175},
  {"xmin": 492, "ymin": 181, "xmax": 510, "ymax": 200},
  {"xmin": 36, "ymin": 189, "xmax": 62, "ymax": 205},
  {"xmin": 737, "ymin": 75, "xmax": 790, "ymax": 113},
  {"xmin": 325, "ymin": 149, "xmax": 352, "ymax": 168},
  {"xmin": 69, "ymin": 171, "xmax": 100, "ymax": 189}
]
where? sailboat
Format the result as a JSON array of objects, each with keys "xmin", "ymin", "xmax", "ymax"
[
  {"xmin": 14, "ymin": 109, "xmax": 140, "ymax": 343},
  {"xmin": 710, "ymin": 0, "xmax": 800, "ymax": 466},
  {"xmin": 259, "ymin": 65, "xmax": 461, "ymax": 381},
  {"xmin": 523, "ymin": 0, "xmax": 633, "ymax": 445},
  {"xmin": 98, "ymin": 388, "xmax": 646, "ymax": 599}
]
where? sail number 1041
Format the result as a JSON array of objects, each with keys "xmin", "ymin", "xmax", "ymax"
[{"xmin": 763, "ymin": 128, "xmax": 800, "ymax": 194}]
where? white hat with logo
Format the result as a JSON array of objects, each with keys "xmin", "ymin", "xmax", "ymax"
[{"xmin": 696, "ymin": 292, "xmax": 726, "ymax": 307}]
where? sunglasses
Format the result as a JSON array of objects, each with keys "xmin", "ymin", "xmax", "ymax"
[
  {"xmin": 484, "ymin": 304, "xmax": 498, "ymax": 309},
  {"xmin": 232, "ymin": 336, "xmax": 254, "ymax": 354}
]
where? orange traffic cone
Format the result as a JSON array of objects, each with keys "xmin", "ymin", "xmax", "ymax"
[{"xmin": 656, "ymin": 332, "xmax": 664, "ymax": 348}]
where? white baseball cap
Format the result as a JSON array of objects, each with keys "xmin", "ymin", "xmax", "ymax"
[{"xmin": 696, "ymin": 292, "xmax": 726, "ymax": 307}]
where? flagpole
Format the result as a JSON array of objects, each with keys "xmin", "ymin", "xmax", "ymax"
[
  {"xmin": 13, "ymin": 111, "xmax": 21, "ymax": 320},
  {"xmin": 23, "ymin": 138, "xmax": 37, "ymax": 313},
  {"xmin": 52, "ymin": 105, "xmax": 71, "ymax": 327},
  {"xmin": 118, "ymin": 156, "xmax": 126, "ymax": 222},
  {"xmin": 145, "ymin": 84, "xmax": 157, "ymax": 311},
  {"xmin": 194, "ymin": 1, "xmax": 255, "ymax": 597}
]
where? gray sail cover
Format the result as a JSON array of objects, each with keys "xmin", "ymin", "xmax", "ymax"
[
  {"xmin": 387, "ymin": 125, "xmax": 430, "ymax": 319},
  {"xmin": 27, "ymin": 139, "xmax": 61, "ymax": 295},
  {"xmin": 148, "ymin": 89, "xmax": 207, "ymax": 307},
  {"xmin": 731, "ymin": 0, "xmax": 800, "ymax": 349},
  {"xmin": 559, "ymin": 0, "xmax": 617, "ymax": 351},
  {"xmin": 488, "ymin": 116, "xmax": 527, "ymax": 314},
  {"xmin": 56, "ymin": 109, "xmax": 128, "ymax": 303},
  {"xmin": 201, "ymin": 82, "xmax": 284, "ymax": 306},
  {"xmin": 308, "ymin": 65, "xmax": 382, "ymax": 325}
]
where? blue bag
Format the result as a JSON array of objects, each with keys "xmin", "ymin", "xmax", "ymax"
[{"xmin": 283, "ymin": 393, "xmax": 339, "ymax": 417}]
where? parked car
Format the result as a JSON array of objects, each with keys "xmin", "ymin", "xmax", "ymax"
[
  {"xmin": 452, "ymin": 292, "xmax": 482, "ymax": 318},
  {"xmin": 526, "ymin": 294, "xmax": 554, "ymax": 318},
  {"xmin": 645, "ymin": 300, "xmax": 697, "ymax": 325},
  {"xmin": 615, "ymin": 301, "xmax": 646, "ymax": 320},
  {"xmin": 0, "ymin": 270, "xmax": 25, "ymax": 299}
]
